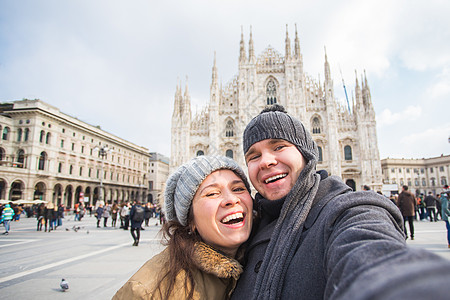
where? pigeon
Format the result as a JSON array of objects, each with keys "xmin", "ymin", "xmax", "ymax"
[
  {"xmin": 65, "ymin": 228, "xmax": 69, "ymax": 231},
  {"xmin": 60, "ymin": 278, "xmax": 69, "ymax": 292}
]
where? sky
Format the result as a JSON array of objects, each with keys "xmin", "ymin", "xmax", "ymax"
[{"xmin": 0, "ymin": 0, "xmax": 449, "ymax": 159}]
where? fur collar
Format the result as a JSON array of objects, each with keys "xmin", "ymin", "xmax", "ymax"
[{"xmin": 192, "ymin": 242, "xmax": 243, "ymax": 280}]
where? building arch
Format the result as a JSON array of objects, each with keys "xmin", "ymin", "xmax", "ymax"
[
  {"xmin": 9, "ymin": 180, "xmax": 25, "ymax": 200},
  {"xmin": 0, "ymin": 178, "xmax": 7, "ymax": 199},
  {"xmin": 53, "ymin": 184, "xmax": 63, "ymax": 205},
  {"xmin": 34, "ymin": 182, "xmax": 47, "ymax": 201},
  {"xmin": 65, "ymin": 185, "xmax": 74, "ymax": 208}
]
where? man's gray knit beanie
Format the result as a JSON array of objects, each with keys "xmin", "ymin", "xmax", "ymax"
[
  {"xmin": 164, "ymin": 155, "xmax": 251, "ymax": 226},
  {"xmin": 243, "ymin": 104, "xmax": 318, "ymax": 162}
]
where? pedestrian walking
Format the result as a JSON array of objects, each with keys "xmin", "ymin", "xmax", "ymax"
[
  {"xmin": 143, "ymin": 202, "xmax": 151, "ymax": 227},
  {"xmin": 120, "ymin": 202, "xmax": 130, "ymax": 230},
  {"xmin": 36, "ymin": 203, "xmax": 45, "ymax": 231},
  {"xmin": 424, "ymin": 192, "xmax": 438, "ymax": 222},
  {"xmin": 398, "ymin": 185, "xmax": 416, "ymax": 240},
  {"xmin": 1, "ymin": 204, "xmax": 15, "ymax": 235},
  {"xmin": 44, "ymin": 202, "xmax": 55, "ymax": 232},
  {"xmin": 95, "ymin": 204, "xmax": 104, "ymax": 228},
  {"xmin": 102, "ymin": 203, "xmax": 110, "ymax": 227},
  {"xmin": 129, "ymin": 201, "xmax": 145, "ymax": 246}
]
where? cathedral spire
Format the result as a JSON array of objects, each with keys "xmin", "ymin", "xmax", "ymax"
[
  {"xmin": 294, "ymin": 23, "xmax": 300, "ymax": 59},
  {"xmin": 324, "ymin": 46, "xmax": 331, "ymax": 83},
  {"xmin": 239, "ymin": 26, "xmax": 246, "ymax": 63},
  {"xmin": 249, "ymin": 25, "xmax": 255, "ymax": 62},
  {"xmin": 285, "ymin": 24, "xmax": 291, "ymax": 59},
  {"xmin": 212, "ymin": 51, "xmax": 218, "ymax": 84}
]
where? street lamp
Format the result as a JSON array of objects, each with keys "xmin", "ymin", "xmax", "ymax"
[{"xmin": 93, "ymin": 145, "xmax": 112, "ymax": 205}]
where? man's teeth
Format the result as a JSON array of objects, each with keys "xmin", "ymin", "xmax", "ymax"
[
  {"xmin": 265, "ymin": 174, "xmax": 287, "ymax": 184},
  {"xmin": 221, "ymin": 212, "xmax": 244, "ymax": 224}
]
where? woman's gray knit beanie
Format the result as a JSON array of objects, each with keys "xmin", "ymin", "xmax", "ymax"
[
  {"xmin": 164, "ymin": 155, "xmax": 251, "ymax": 226},
  {"xmin": 243, "ymin": 104, "xmax": 318, "ymax": 162}
]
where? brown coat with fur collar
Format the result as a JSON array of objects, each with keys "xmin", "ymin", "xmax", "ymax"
[{"xmin": 113, "ymin": 242, "xmax": 242, "ymax": 299}]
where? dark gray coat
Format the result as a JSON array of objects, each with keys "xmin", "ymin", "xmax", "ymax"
[{"xmin": 232, "ymin": 175, "xmax": 450, "ymax": 299}]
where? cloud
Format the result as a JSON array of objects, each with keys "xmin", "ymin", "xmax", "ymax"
[
  {"xmin": 427, "ymin": 67, "xmax": 450, "ymax": 99},
  {"xmin": 377, "ymin": 106, "xmax": 422, "ymax": 127},
  {"xmin": 398, "ymin": 123, "xmax": 450, "ymax": 157}
]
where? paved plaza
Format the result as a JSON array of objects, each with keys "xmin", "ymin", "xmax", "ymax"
[{"xmin": 0, "ymin": 214, "xmax": 449, "ymax": 299}]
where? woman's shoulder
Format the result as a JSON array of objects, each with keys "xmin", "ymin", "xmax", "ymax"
[{"xmin": 113, "ymin": 248, "xmax": 170, "ymax": 300}]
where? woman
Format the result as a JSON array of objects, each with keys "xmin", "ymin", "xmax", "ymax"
[
  {"xmin": 95, "ymin": 203, "xmax": 104, "ymax": 228},
  {"xmin": 113, "ymin": 155, "xmax": 253, "ymax": 299},
  {"xmin": 111, "ymin": 202, "xmax": 119, "ymax": 227}
]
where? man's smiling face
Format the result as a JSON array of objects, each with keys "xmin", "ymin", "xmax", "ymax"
[{"xmin": 245, "ymin": 139, "xmax": 306, "ymax": 201}]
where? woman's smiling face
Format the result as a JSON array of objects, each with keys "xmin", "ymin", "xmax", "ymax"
[{"xmin": 192, "ymin": 169, "xmax": 253, "ymax": 257}]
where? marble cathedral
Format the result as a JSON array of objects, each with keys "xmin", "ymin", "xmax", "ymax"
[{"xmin": 171, "ymin": 26, "xmax": 382, "ymax": 191}]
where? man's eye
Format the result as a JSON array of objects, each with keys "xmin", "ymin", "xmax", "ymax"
[
  {"xmin": 233, "ymin": 187, "xmax": 245, "ymax": 192},
  {"xmin": 205, "ymin": 192, "xmax": 218, "ymax": 197},
  {"xmin": 247, "ymin": 154, "xmax": 260, "ymax": 161},
  {"xmin": 275, "ymin": 145, "xmax": 286, "ymax": 151}
]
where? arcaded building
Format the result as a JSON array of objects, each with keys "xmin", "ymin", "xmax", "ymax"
[{"xmin": 0, "ymin": 99, "xmax": 150, "ymax": 208}]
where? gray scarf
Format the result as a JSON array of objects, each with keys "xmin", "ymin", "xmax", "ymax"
[{"xmin": 252, "ymin": 159, "xmax": 320, "ymax": 299}]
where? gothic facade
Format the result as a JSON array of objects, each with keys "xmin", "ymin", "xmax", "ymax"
[{"xmin": 171, "ymin": 26, "xmax": 382, "ymax": 191}]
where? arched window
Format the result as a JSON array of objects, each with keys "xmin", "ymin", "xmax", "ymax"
[
  {"xmin": 318, "ymin": 146, "xmax": 323, "ymax": 162},
  {"xmin": 312, "ymin": 117, "xmax": 321, "ymax": 134},
  {"xmin": 2, "ymin": 127, "xmax": 10, "ymax": 140},
  {"xmin": 225, "ymin": 120, "xmax": 234, "ymax": 137},
  {"xmin": 38, "ymin": 151, "xmax": 47, "ymax": 170},
  {"xmin": 17, "ymin": 128, "xmax": 23, "ymax": 142},
  {"xmin": 196, "ymin": 150, "xmax": 204, "ymax": 156},
  {"xmin": 344, "ymin": 145, "xmax": 352, "ymax": 161},
  {"xmin": 442, "ymin": 177, "xmax": 448, "ymax": 186},
  {"xmin": 266, "ymin": 79, "xmax": 277, "ymax": 105},
  {"xmin": 17, "ymin": 150, "xmax": 25, "ymax": 168},
  {"xmin": 46, "ymin": 132, "xmax": 51, "ymax": 144},
  {"xmin": 0, "ymin": 148, "xmax": 5, "ymax": 161},
  {"xmin": 39, "ymin": 130, "xmax": 45, "ymax": 143},
  {"xmin": 24, "ymin": 129, "xmax": 30, "ymax": 141},
  {"xmin": 225, "ymin": 149, "xmax": 233, "ymax": 159}
]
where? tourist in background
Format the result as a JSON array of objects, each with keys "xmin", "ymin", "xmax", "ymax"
[
  {"xmin": 398, "ymin": 185, "xmax": 416, "ymax": 240},
  {"xmin": 1, "ymin": 203, "xmax": 15, "ymax": 235},
  {"xmin": 143, "ymin": 202, "xmax": 152, "ymax": 227},
  {"xmin": 441, "ymin": 185, "xmax": 450, "ymax": 248},
  {"xmin": 424, "ymin": 192, "xmax": 438, "ymax": 222}
]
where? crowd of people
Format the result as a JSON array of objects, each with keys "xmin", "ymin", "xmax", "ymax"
[{"xmin": 0, "ymin": 199, "xmax": 164, "ymax": 237}]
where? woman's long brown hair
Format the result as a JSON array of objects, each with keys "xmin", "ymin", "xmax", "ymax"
[{"xmin": 154, "ymin": 216, "xmax": 201, "ymax": 299}]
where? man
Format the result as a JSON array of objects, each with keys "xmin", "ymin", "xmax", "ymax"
[
  {"xmin": 1, "ymin": 203, "xmax": 15, "ymax": 235},
  {"xmin": 398, "ymin": 185, "xmax": 416, "ymax": 239},
  {"xmin": 424, "ymin": 192, "xmax": 438, "ymax": 222},
  {"xmin": 129, "ymin": 201, "xmax": 145, "ymax": 246},
  {"xmin": 232, "ymin": 104, "xmax": 450, "ymax": 299}
]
